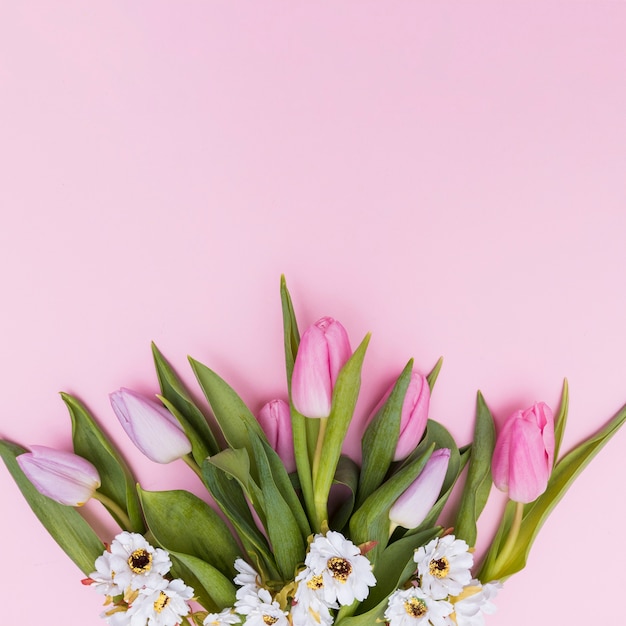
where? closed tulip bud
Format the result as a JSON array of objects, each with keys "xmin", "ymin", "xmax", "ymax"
[
  {"xmin": 389, "ymin": 448, "xmax": 450, "ymax": 530},
  {"xmin": 257, "ymin": 399, "xmax": 296, "ymax": 472},
  {"xmin": 17, "ymin": 445, "xmax": 101, "ymax": 506},
  {"xmin": 492, "ymin": 402, "xmax": 555, "ymax": 503},
  {"xmin": 291, "ymin": 316, "xmax": 351, "ymax": 418},
  {"xmin": 110, "ymin": 388, "xmax": 192, "ymax": 464}
]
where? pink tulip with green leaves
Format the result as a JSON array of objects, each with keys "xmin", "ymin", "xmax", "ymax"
[{"xmin": 258, "ymin": 398, "xmax": 296, "ymax": 472}]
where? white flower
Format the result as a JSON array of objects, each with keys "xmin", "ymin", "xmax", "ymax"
[
  {"xmin": 384, "ymin": 587, "xmax": 453, "ymax": 626},
  {"xmin": 292, "ymin": 567, "xmax": 338, "ymax": 626},
  {"xmin": 126, "ymin": 577, "xmax": 194, "ymax": 626},
  {"xmin": 304, "ymin": 530, "xmax": 376, "ymax": 606},
  {"xmin": 91, "ymin": 532, "xmax": 172, "ymax": 594},
  {"xmin": 102, "ymin": 606, "xmax": 132, "ymax": 626},
  {"xmin": 452, "ymin": 580, "xmax": 501, "ymax": 626},
  {"xmin": 235, "ymin": 588, "xmax": 289, "ymax": 626},
  {"xmin": 233, "ymin": 558, "xmax": 262, "ymax": 600},
  {"xmin": 203, "ymin": 607, "xmax": 241, "ymax": 626},
  {"xmin": 414, "ymin": 536, "xmax": 473, "ymax": 600}
]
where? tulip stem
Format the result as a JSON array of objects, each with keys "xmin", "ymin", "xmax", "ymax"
[
  {"xmin": 182, "ymin": 454, "xmax": 204, "ymax": 481},
  {"xmin": 312, "ymin": 417, "xmax": 329, "ymax": 529},
  {"xmin": 493, "ymin": 500, "xmax": 524, "ymax": 571},
  {"xmin": 92, "ymin": 492, "xmax": 133, "ymax": 530}
]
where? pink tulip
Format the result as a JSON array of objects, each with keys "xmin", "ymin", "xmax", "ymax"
[
  {"xmin": 110, "ymin": 388, "xmax": 192, "ymax": 464},
  {"xmin": 492, "ymin": 402, "xmax": 555, "ymax": 503},
  {"xmin": 389, "ymin": 448, "xmax": 450, "ymax": 529},
  {"xmin": 17, "ymin": 445, "xmax": 101, "ymax": 506},
  {"xmin": 369, "ymin": 370, "xmax": 430, "ymax": 461},
  {"xmin": 257, "ymin": 399, "xmax": 296, "ymax": 472},
  {"xmin": 291, "ymin": 317, "xmax": 352, "ymax": 418}
]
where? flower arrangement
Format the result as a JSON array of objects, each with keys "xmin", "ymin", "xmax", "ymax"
[{"xmin": 2, "ymin": 277, "xmax": 625, "ymax": 626}]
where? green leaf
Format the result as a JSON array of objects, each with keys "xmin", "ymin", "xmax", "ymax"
[
  {"xmin": 169, "ymin": 551, "xmax": 236, "ymax": 613},
  {"xmin": 331, "ymin": 455, "xmax": 360, "ymax": 530},
  {"xmin": 249, "ymin": 432, "xmax": 305, "ymax": 580},
  {"xmin": 426, "ymin": 356, "xmax": 444, "ymax": 391},
  {"xmin": 454, "ymin": 391, "xmax": 496, "ymax": 546},
  {"xmin": 152, "ymin": 342, "xmax": 220, "ymax": 458},
  {"xmin": 137, "ymin": 487, "xmax": 241, "ymax": 579},
  {"xmin": 189, "ymin": 358, "xmax": 265, "ymax": 462},
  {"xmin": 357, "ymin": 360, "xmax": 413, "ymax": 507},
  {"xmin": 280, "ymin": 275, "xmax": 300, "ymax": 390},
  {"xmin": 553, "ymin": 378, "xmax": 569, "ymax": 464},
  {"xmin": 201, "ymin": 459, "xmax": 279, "ymax": 580},
  {"xmin": 62, "ymin": 393, "xmax": 145, "ymax": 533},
  {"xmin": 314, "ymin": 334, "xmax": 371, "ymax": 528},
  {"xmin": 0, "ymin": 439, "xmax": 104, "ymax": 574},
  {"xmin": 480, "ymin": 402, "xmax": 626, "ymax": 581}
]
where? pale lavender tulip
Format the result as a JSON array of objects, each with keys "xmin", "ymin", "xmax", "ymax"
[
  {"xmin": 110, "ymin": 388, "xmax": 192, "ymax": 464},
  {"xmin": 389, "ymin": 448, "xmax": 450, "ymax": 530},
  {"xmin": 291, "ymin": 317, "xmax": 351, "ymax": 418},
  {"xmin": 17, "ymin": 445, "xmax": 101, "ymax": 506},
  {"xmin": 492, "ymin": 402, "xmax": 555, "ymax": 503},
  {"xmin": 257, "ymin": 399, "xmax": 296, "ymax": 472},
  {"xmin": 369, "ymin": 370, "xmax": 430, "ymax": 461}
]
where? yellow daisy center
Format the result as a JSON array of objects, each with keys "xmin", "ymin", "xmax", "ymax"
[
  {"xmin": 128, "ymin": 548, "xmax": 152, "ymax": 574},
  {"xmin": 154, "ymin": 591, "xmax": 170, "ymax": 613},
  {"xmin": 307, "ymin": 574, "xmax": 324, "ymax": 590},
  {"xmin": 404, "ymin": 597, "xmax": 427, "ymax": 618},
  {"xmin": 327, "ymin": 557, "xmax": 352, "ymax": 583},
  {"xmin": 429, "ymin": 557, "xmax": 450, "ymax": 579},
  {"xmin": 263, "ymin": 615, "xmax": 278, "ymax": 625}
]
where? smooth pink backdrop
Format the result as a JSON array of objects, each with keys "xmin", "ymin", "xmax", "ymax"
[{"xmin": 1, "ymin": 2, "xmax": 625, "ymax": 624}]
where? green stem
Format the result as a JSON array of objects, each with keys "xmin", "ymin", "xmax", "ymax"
[
  {"xmin": 312, "ymin": 417, "xmax": 329, "ymax": 530},
  {"xmin": 92, "ymin": 491, "xmax": 133, "ymax": 530},
  {"xmin": 493, "ymin": 500, "xmax": 524, "ymax": 571},
  {"xmin": 182, "ymin": 454, "xmax": 204, "ymax": 480}
]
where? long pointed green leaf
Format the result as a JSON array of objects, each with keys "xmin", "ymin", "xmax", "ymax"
[
  {"xmin": 63, "ymin": 393, "xmax": 144, "ymax": 533},
  {"xmin": 137, "ymin": 487, "xmax": 241, "ymax": 579},
  {"xmin": 357, "ymin": 360, "xmax": 413, "ymax": 507},
  {"xmin": 426, "ymin": 357, "xmax": 444, "ymax": 391},
  {"xmin": 280, "ymin": 275, "xmax": 300, "ymax": 389},
  {"xmin": 0, "ymin": 440, "xmax": 104, "ymax": 574},
  {"xmin": 152, "ymin": 342, "xmax": 220, "ymax": 457},
  {"xmin": 553, "ymin": 378, "xmax": 569, "ymax": 464},
  {"xmin": 454, "ymin": 391, "xmax": 496, "ymax": 546},
  {"xmin": 331, "ymin": 455, "xmax": 360, "ymax": 530}
]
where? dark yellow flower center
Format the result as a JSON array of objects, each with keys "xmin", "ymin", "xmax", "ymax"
[
  {"xmin": 404, "ymin": 597, "xmax": 427, "ymax": 618},
  {"xmin": 307, "ymin": 574, "xmax": 324, "ymax": 590},
  {"xmin": 154, "ymin": 591, "xmax": 170, "ymax": 613},
  {"xmin": 327, "ymin": 557, "xmax": 352, "ymax": 583},
  {"xmin": 429, "ymin": 557, "xmax": 450, "ymax": 579},
  {"xmin": 128, "ymin": 548, "xmax": 152, "ymax": 574},
  {"xmin": 263, "ymin": 615, "xmax": 278, "ymax": 625}
]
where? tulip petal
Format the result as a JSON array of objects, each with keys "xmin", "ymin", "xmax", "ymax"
[
  {"xmin": 394, "ymin": 372, "xmax": 430, "ymax": 461},
  {"xmin": 17, "ymin": 445, "xmax": 100, "ymax": 506},
  {"xmin": 257, "ymin": 399, "xmax": 296, "ymax": 472}
]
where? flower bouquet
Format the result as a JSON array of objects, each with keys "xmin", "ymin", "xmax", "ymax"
[{"xmin": 2, "ymin": 277, "xmax": 625, "ymax": 626}]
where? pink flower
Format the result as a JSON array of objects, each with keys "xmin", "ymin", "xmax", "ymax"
[
  {"xmin": 492, "ymin": 402, "xmax": 555, "ymax": 503},
  {"xmin": 257, "ymin": 399, "xmax": 296, "ymax": 472},
  {"xmin": 17, "ymin": 445, "xmax": 101, "ymax": 506},
  {"xmin": 369, "ymin": 370, "xmax": 430, "ymax": 461},
  {"xmin": 291, "ymin": 317, "xmax": 351, "ymax": 418},
  {"xmin": 110, "ymin": 388, "xmax": 192, "ymax": 464},
  {"xmin": 388, "ymin": 448, "xmax": 450, "ymax": 529}
]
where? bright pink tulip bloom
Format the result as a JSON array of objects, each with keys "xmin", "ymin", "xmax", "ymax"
[
  {"xmin": 369, "ymin": 370, "xmax": 430, "ymax": 461},
  {"xmin": 257, "ymin": 399, "xmax": 296, "ymax": 472},
  {"xmin": 492, "ymin": 402, "xmax": 555, "ymax": 503},
  {"xmin": 110, "ymin": 388, "xmax": 192, "ymax": 464},
  {"xmin": 17, "ymin": 445, "xmax": 101, "ymax": 506},
  {"xmin": 291, "ymin": 316, "xmax": 352, "ymax": 418},
  {"xmin": 389, "ymin": 448, "xmax": 450, "ymax": 529}
]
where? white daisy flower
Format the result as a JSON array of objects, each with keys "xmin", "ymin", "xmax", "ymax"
[
  {"xmin": 304, "ymin": 530, "xmax": 376, "ymax": 606},
  {"xmin": 90, "ymin": 549, "xmax": 124, "ymax": 596},
  {"xmin": 102, "ymin": 606, "xmax": 132, "ymax": 626},
  {"xmin": 292, "ymin": 567, "xmax": 338, "ymax": 626},
  {"xmin": 126, "ymin": 577, "xmax": 194, "ymax": 626},
  {"xmin": 233, "ymin": 558, "xmax": 262, "ymax": 600},
  {"xmin": 203, "ymin": 607, "xmax": 241, "ymax": 626},
  {"xmin": 385, "ymin": 587, "xmax": 454, "ymax": 626},
  {"xmin": 452, "ymin": 580, "xmax": 501, "ymax": 626},
  {"xmin": 234, "ymin": 588, "xmax": 289, "ymax": 626},
  {"xmin": 105, "ymin": 532, "xmax": 172, "ymax": 592},
  {"xmin": 413, "ymin": 536, "xmax": 473, "ymax": 600}
]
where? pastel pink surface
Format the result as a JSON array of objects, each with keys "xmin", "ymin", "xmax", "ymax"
[{"xmin": 1, "ymin": 2, "xmax": 625, "ymax": 625}]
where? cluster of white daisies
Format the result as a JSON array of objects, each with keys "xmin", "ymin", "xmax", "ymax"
[
  {"xmin": 384, "ymin": 535, "xmax": 500, "ymax": 626},
  {"xmin": 84, "ymin": 530, "xmax": 499, "ymax": 626}
]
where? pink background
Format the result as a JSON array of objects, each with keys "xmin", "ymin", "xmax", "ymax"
[{"xmin": 1, "ymin": 2, "xmax": 625, "ymax": 624}]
